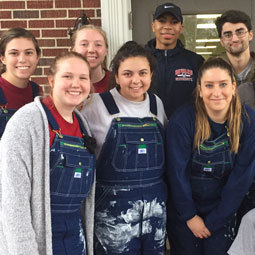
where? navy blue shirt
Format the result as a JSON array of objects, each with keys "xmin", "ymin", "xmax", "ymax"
[
  {"xmin": 166, "ymin": 103, "xmax": 255, "ymax": 233},
  {"xmin": 146, "ymin": 39, "xmax": 204, "ymax": 118}
]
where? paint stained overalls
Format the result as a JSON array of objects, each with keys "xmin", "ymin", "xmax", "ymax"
[
  {"xmin": 94, "ymin": 92, "xmax": 167, "ymax": 255},
  {"xmin": 42, "ymin": 104, "xmax": 96, "ymax": 255},
  {"xmin": 0, "ymin": 81, "xmax": 39, "ymax": 138},
  {"xmin": 238, "ymin": 175, "xmax": 255, "ymax": 223},
  {"xmin": 168, "ymin": 123, "xmax": 237, "ymax": 255}
]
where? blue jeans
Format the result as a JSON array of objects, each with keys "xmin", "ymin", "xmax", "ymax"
[
  {"xmin": 167, "ymin": 207, "xmax": 236, "ymax": 255},
  {"xmin": 43, "ymin": 104, "xmax": 95, "ymax": 255},
  {"xmin": 95, "ymin": 183, "xmax": 167, "ymax": 254},
  {"xmin": 167, "ymin": 131, "xmax": 236, "ymax": 255},
  {"xmin": 95, "ymin": 115, "xmax": 166, "ymax": 254},
  {"xmin": 52, "ymin": 211, "xmax": 86, "ymax": 255}
]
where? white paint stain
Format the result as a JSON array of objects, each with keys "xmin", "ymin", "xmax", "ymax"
[
  {"xmin": 79, "ymin": 218, "xmax": 86, "ymax": 254},
  {"xmin": 95, "ymin": 198, "xmax": 166, "ymax": 253}
]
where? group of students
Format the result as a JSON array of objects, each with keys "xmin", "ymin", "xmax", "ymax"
[{"xmin": 0, "ymin": 15, "xmax": 255, "ymax": 255}]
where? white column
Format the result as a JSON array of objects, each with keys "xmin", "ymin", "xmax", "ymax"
[{"xmin": 100, "ymin": 0, "xmax": 132, "ymax": 67}]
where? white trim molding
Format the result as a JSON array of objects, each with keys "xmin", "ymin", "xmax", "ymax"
[{"xmin": 100, "ymin": 0, "xmax": 132, "ymax": 67}]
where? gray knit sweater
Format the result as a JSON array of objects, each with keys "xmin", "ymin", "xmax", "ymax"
[{"xmin": 0, "ymin": 97, "xmax": 95, "ymax": 255}]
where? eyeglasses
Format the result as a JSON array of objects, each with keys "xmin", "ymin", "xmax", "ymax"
[{"xmin": 222, "ymin": 29, "xmax": 249, "ymax": 40}]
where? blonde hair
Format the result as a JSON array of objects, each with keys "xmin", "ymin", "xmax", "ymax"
[
  {"xmin": 71, "ymin": 24, "xmax": 108, "ymax": 69},
  {"xmin": 194, "ymin": 57, "xmax": 243, "ymax": 154}
]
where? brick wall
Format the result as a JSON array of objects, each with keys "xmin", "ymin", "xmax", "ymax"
[{"xmin": 0, "ymin": 0, "xmax": 101, "ymax": 94}]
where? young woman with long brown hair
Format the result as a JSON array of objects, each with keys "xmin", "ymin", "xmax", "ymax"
[{"xmin": 166, "ymin": 57, "xmax": 255, "ymax": 255}]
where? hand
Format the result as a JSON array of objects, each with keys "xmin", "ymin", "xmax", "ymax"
[{"xmin": 186, "ymin": 215, "xmax": 211, "ymax": 239}]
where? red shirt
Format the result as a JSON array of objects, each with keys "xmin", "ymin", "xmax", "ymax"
[
  {"xmin": 0, "ymin": 76, "xmax": 42, "ymax": 109},
  {"xmin": 93, "ymin": 69, "xmax": 111, "ymax": 93},
  {"xmin": 42, "ymin": 96, "xmax": 83, "ymax": 146}
]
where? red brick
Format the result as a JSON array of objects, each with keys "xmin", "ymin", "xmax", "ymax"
[
  {"xmin": 42, "ymin": 29, "xmax": 67, "ymax": 38},
  {"xmin": 44, "ymin": 67, "xmax": 51, "ymax": 75},
  {"xmin": 0, "ymin": 11, "xmax": 11, "ymax": 19},
  {"xmin": 57, "ymin": 39, "xmax": 72, "ymax": 47},
  {"xmin": 55, "ymin": 0, "xmax": 81, "ymax": 8},
  {"xmin": 38, "ymin": 39, "xmax": 56, "ymax": 47},
  {"xmin": 56, "ymin": 19, "xmax": 76, "ymax": 28},
  {"xmin": 33, "ymin": 67, "xmax": 43, "ymax": 75},
  {"xmin": 27, "ymin": 1, "xmax": 53, "ymax": 9},
  {"xmin": 29, "ymin": 20, "xmax": 54, "ymax": 28},
  {"xmin": 92, "ymin": 19, "xmax": 101, "ymax": 26},
  {"xmin": 28, "ymin": 29, "xmax": 40, "ymax": 38},
  {"xmin": 13, "ymin": 10, "xmax": 39, "ymax": 19},
  {"xmin": 38, "ymin": 57, "xmax": 54, "ymax": 66},
  {"xmin": 83, "ymin": 0, "xmax": 100, "ymax": 7},
  {"xmin": 0, "ymin": 1, "xmax": 25, "ymax": 9},
  {"xmin": 1, "ymin": 21, "xmax": 27, "ymax": 29},
  {"xmin": 41, "ymin": 10, "xmax": 66, "ymax": 18},
  {"xmin": 31, "ymin": 77, "xmax": 49, "ymax": 86},
  {"xmin": 43, "ymin": 48, "xmax": 69, "ymax": 57},
  {"xmin": 41, "ymin": 84, "xmax": 51, "ymax": 95},
  {"xmin": 68, "ymin": 9, "xmax": 94, "ymax": 18}
]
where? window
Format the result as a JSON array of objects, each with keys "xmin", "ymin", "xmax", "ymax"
[{"xmin": 181, "ymin": 14, "xmax": 225, "ymax": 59}]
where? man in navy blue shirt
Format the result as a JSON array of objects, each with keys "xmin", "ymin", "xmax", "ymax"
[{"xmin": 146, "ymin": 2, "xmax": 204, "ymax": 118}]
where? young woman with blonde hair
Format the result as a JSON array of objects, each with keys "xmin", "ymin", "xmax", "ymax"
[{"xmin": 72, "ymin": 24, "xmax": 110, "ymax": 93}]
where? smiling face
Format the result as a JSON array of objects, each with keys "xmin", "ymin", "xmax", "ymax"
[
  {"xmin": 115, "ymin": 56, "xmax": 152, "ymax": 102},
  {"xmin": 199, "ymin": 67, "xmax": 236, "ymax": 122},
  {"xmin": 49, "ymin": 56, "xmax": 91, "ymax": 113},
  {"xmin": 220, "ymin": 22, "xmax": 253, "ymax": 57},
  {"xmin": 73, "ymin": 28, "xmax": 107, "ymax": 70},
  {"xmin": 152, "ymin": 13, "xmax": 183, "ymax": 50},
  {"xmin": 0, "ymin": 37, "xmax": 39, "ymax": 86}
]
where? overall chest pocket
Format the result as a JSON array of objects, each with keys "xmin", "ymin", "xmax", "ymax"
[
  {"xmin": 50, "ymin": 152, "xmax": 94, "ymax": 197},
  {"xmin": 191, "ymin": 148, "xmax": 233, "ymax": 179},
  {"xmin": 112, "ymin": 131, "xmax": 164, "ymax": 172}
]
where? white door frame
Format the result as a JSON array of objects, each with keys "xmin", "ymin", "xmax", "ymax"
[{"xmin": 100, "ymin": 0, "xmax": 132, "ymax": 67}]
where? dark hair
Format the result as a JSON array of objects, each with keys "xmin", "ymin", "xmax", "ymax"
[
  {"xmin": 215, "ymin": 10, "xmax": 252, "ymax": 37},
  {"xmin": 0, "ymin": 28, "xmax": 41, "ymax": 74},
  {"xmin": 197, "ymin": 57, "xmax": 235, "ymax": 85},
  {"xmin": 48, "ymin": 51, "xmax": 90, "ymax": 77},
  {"xmin": 194, "ymin": 57, "xmax": 242, "ymax": 153},
  {"xmin": 109, "ymin": 41, "xmax": 156, "ymax": 88}
]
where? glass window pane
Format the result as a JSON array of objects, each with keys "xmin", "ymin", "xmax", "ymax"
[{"xmin": 181, "ymin": 14, "xmax": 225, "ymax": 59}]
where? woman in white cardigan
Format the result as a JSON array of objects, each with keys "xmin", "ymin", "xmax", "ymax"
[{"xmin": 0, "ymin": 51, "xmax": 96, "ymax": 255}]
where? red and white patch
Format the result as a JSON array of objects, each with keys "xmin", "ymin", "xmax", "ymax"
[{"xmin": 175, "ymin": 69, "xmax": 193, "ymax": 81}]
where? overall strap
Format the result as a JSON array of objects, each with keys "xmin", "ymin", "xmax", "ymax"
[
  {"xmin": 75, "ymin": 112, "xmax": 97, "ymax": 154},
  {"xmin": 75, "ymin": 113, "xmax": 88, "ymax": 135},
  {"xmin": 41, "ymin": 103, "xmax": 60, "ymax": 131},
  {"xmin": 30, "ymin": 81, "xmax": 40, "ymax": 98},
  {"xmin": 148, "ymin": 92, "xmax": 157, "ymax": 116},
  {"xmin": 0, "ymin": 87, "xmax": 7, "ymax": 105},
  {"xmin": 99, "ymin": 91, "xmax": 119, "ymax": 115}
]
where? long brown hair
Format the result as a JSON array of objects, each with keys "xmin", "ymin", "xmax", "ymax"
[
  {"xmin": 194, "ymin": 57, "xmax": 242, "ymax": 153},
  {"xmin": 0, "ymin": 28, "xmax": 41, "ymax": 74}
]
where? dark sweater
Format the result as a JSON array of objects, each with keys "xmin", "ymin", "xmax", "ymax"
[
  {"xmin": 146, "ymin": 39, "xmax": 204, "ymax": 118},
  {"xmin": 166, "ymin": 103, "xmax": 255, "ymax": 233}
]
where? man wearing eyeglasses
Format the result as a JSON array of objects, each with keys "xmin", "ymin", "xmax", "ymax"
[{"xmin": 215, "ymin": 10, "xmax": 254, "ymax": 85}]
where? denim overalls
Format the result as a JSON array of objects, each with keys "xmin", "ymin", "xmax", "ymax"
[
  {"xmin": 42, "ymin": 104, "xmax": 95, "ymax": 255},
  {"xmin": 168, "ymin": 123, "xmax": 237, "ymax": 255},
  {"xmin": 0, "ymin": 81, "xmax": 39, "ymax": 138},
  {"xmin": 94, "ymin": 92, "xmax": 167, "ymax": 255}
]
